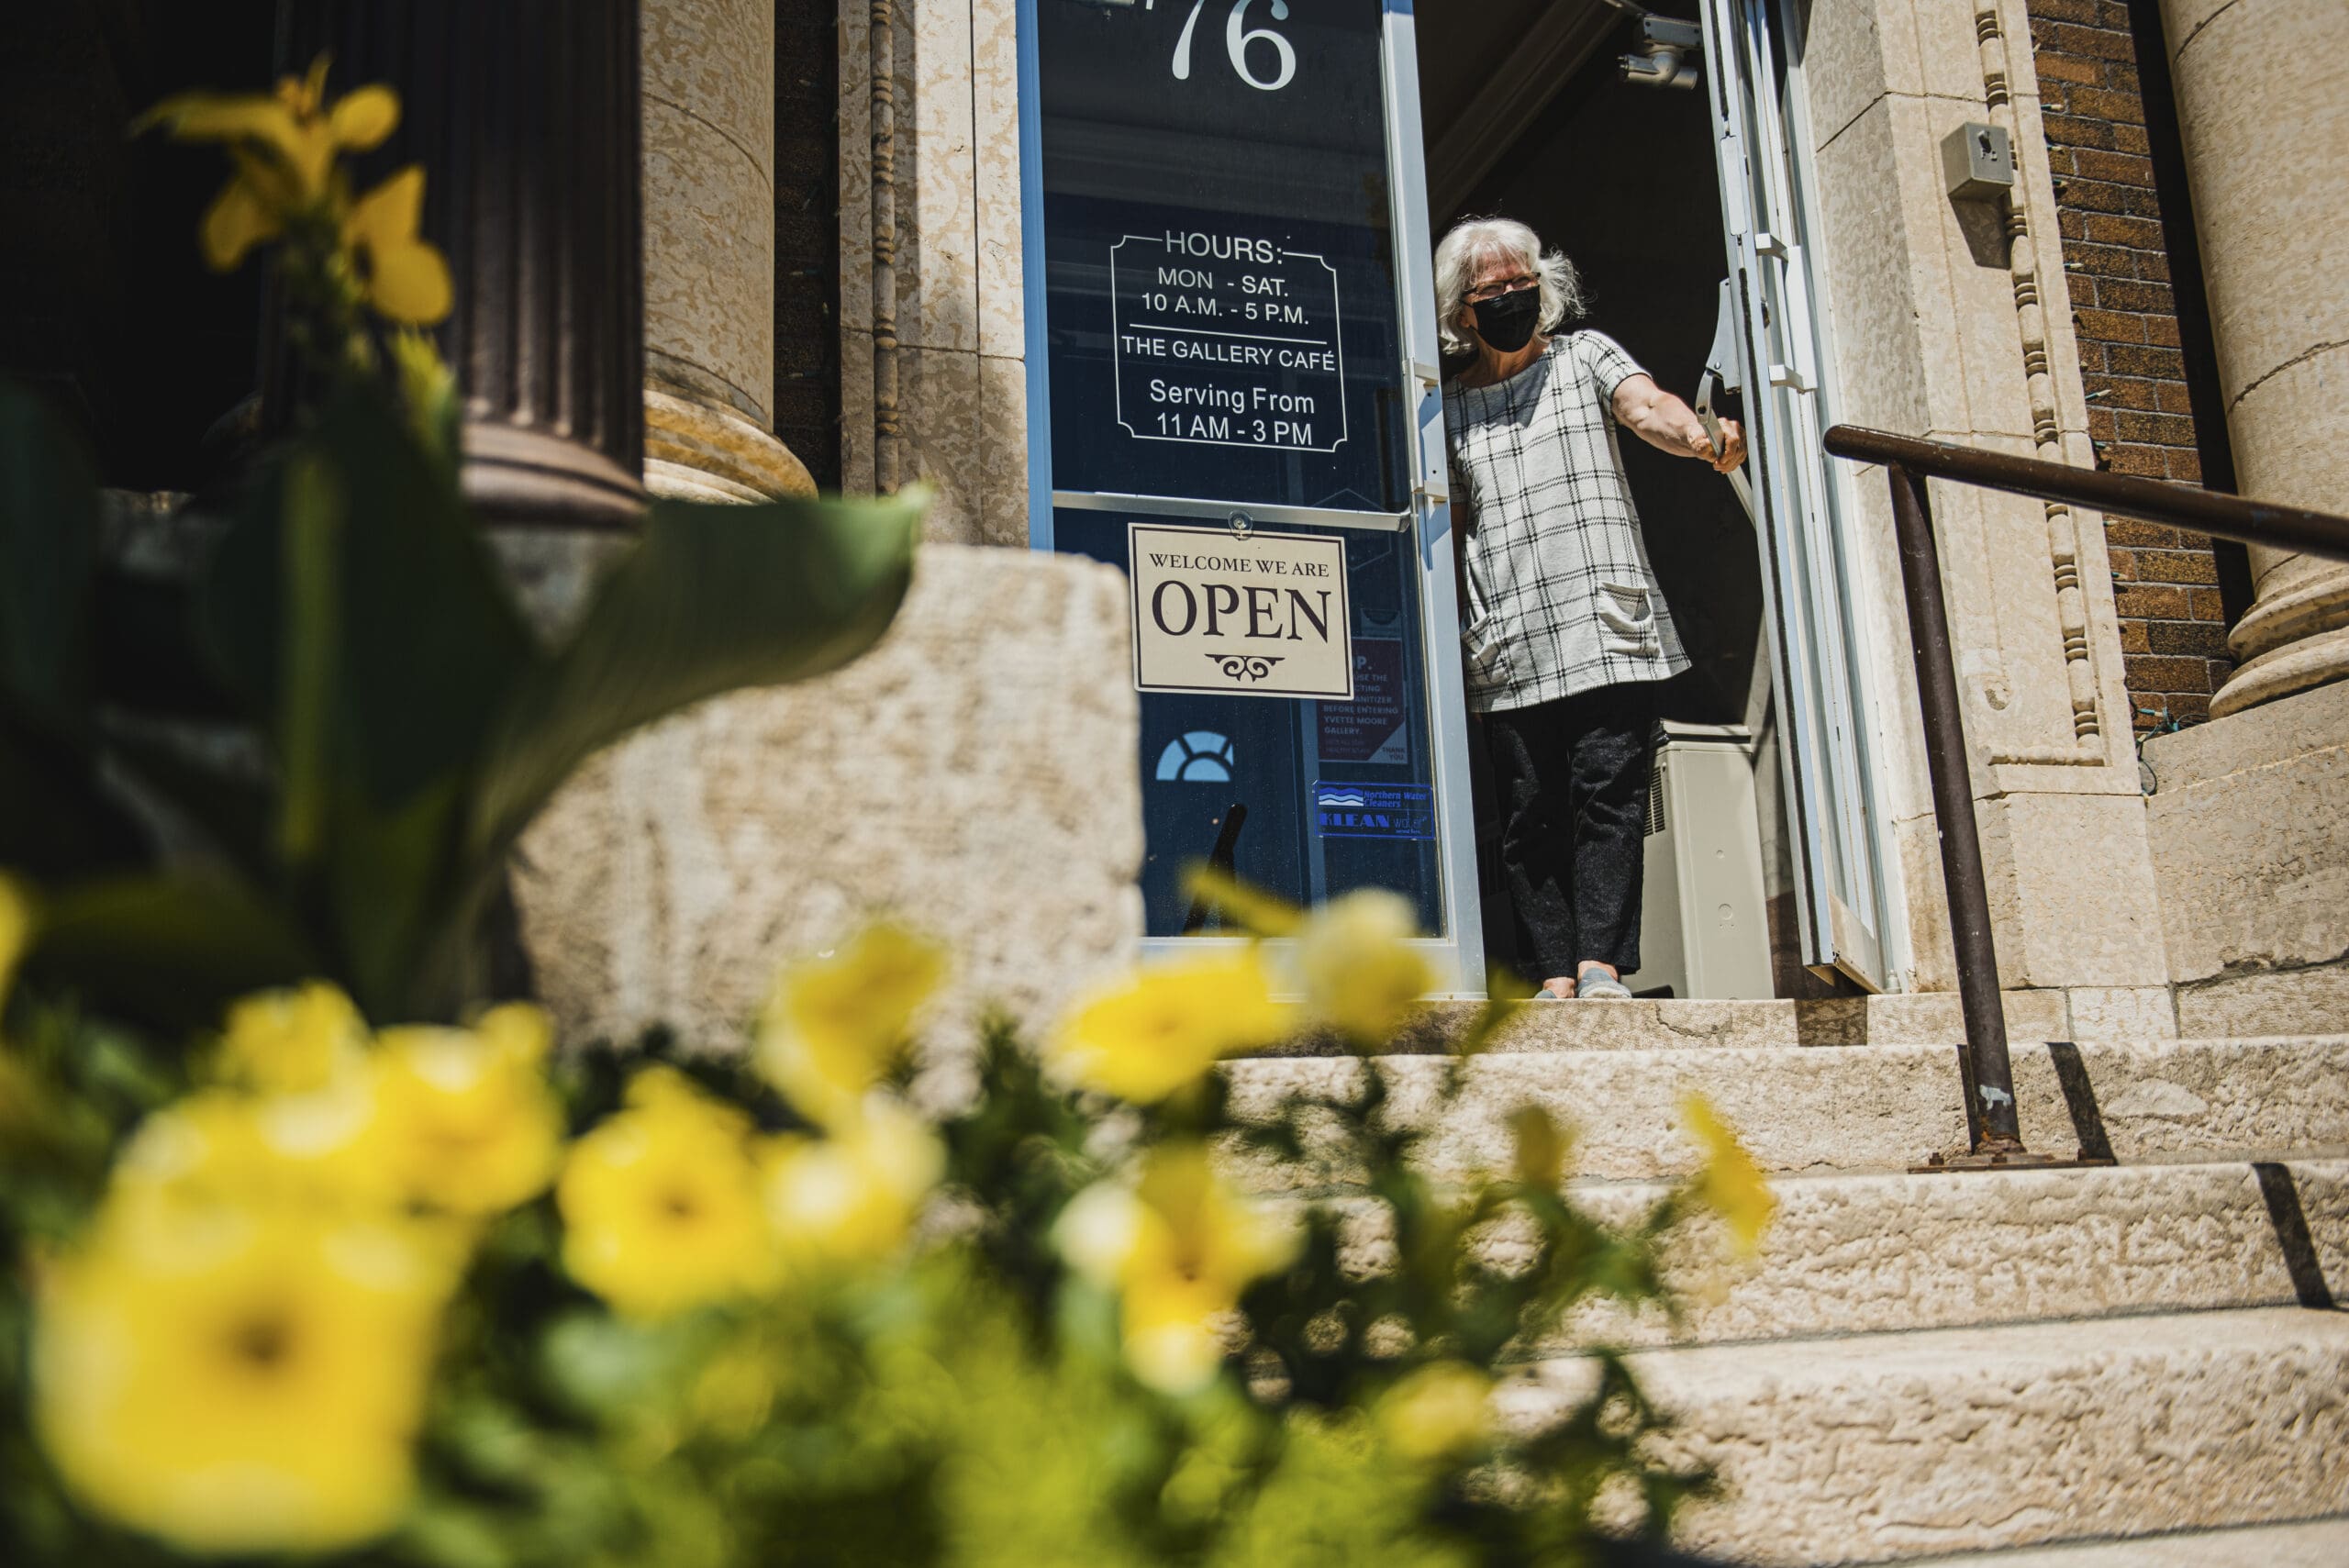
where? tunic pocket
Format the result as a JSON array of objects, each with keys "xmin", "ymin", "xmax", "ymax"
[
  {"xmin": 1461, "ymin": 615, "xmax": 1514, "ymax": 692},
  {"xmin": 1597, "ymin": 582, "xmax": 1662, "ymax": 660}
]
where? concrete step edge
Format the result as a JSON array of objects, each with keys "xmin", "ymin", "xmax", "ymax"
[
  {"xmin": 1308, "ymin": 1158, "xmax": 2349, "ymax": 1351},
  {"xmin": 1508, "ymin": 1306, "xmax": 2349, "ymax": 1566},
  {"xmin": 1222, "ymin": 1037, "xmax": 2349, "ymax": 1182},
  {"xmin": 1888, "ymin": 1513, "xmax": 2349, "ymax": 1567}
]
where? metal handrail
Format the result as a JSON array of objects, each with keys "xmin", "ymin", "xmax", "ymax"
[
  {"xmin": 1824, "ymin": 426, "xmax": 2349, "ymax": 563},
  {"xmin": 1820, "ymin": 425, "xmax": 2349, "ymax": 1168}
]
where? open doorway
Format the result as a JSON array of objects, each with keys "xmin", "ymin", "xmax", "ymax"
[{"xmin": 1414, "ymin": 1, "xmax": 1844, "ymax": 999}]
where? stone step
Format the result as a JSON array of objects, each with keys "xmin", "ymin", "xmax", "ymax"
[
  {"xmin": 1223, "ymin": 1036, "xmax": 2349, "ymax": 1184},
  {"xmin": 1894, "ymin": 1515, "xmax": 2349, "ymax": 1566},
  {"xmin": 1326, "ymin": 1159, "xmax": 2348, "ymax": 1349},
  {"xmin": 1258, "ymin": 993, "xmax": 2080, "ymax": 1056},
  {"xmin": 1499, "ymin": 1306, "xmax": 2349, "ymax": 1565}
]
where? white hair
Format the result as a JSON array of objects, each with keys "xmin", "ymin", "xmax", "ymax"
[{"xmin": 1432, "ymin": 217, "xmax": 1586, "ymax": 356}]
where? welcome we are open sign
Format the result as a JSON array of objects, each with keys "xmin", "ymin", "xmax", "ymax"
[{"xmin": 1125, "ymin": 521, "xmax": 1353, "ymax": 700}]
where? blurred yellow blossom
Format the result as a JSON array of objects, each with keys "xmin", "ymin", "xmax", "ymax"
[
  {"xmin": 372, "ymin": 1004, "xmax": 564, "ymax": 1218},
  {"xmin": 113, "ymin": 1082, "xmax": 394, "ymax": 1215},
  {"xmin": 32, "ymin": 1197, "xmax": 448, "ymax": 1555},
  {"xmin": 139, "ymin": 61, "xmax": 398, "ymax": 267},
  {"xmin": 0, "ymin": 871, "xmax": 30, "ymax": 1007},
  {"xmin": 1678, "ymin": 1092, "xmax": 1775, "ymax": 1254},
  {"xmin": 558, "ymin": 1066, "xmax": 779, "ymax": 1319},
  {"xmin": 761, "ymin": 1097, "xmax": 942, "ymax": 1272},
  {"xmin": 340, "ymin": 166, "xmax": 451, "ymax": 326},
  {"xmin": 1045, "ymin": 951, "xmax": 1286, "ymax": 1104},
  {"xmin": 1376, "ymin": 1361, "xmax": 1493, "ymax": 1462},
  {"xmin": 1055, "ymin": 1142, "xmax": 1297, "ymax": 1394},
  {"xmin": 137, "ymin": 59, "xmax": 450, "ymax": 329},
  {"xmin": 1180, "ymin": 865, "xmax": 1305, "ymax": 937},
  {"xmin": 1291, "ymin": 889, "xmax": 1435, "ymax": 1045},
  {"xmin": 756, "ymin": 924, "xmax": 947, "ymax": 1124},
  {"xmin": 212, "ymin": 982, "xmax": 367, "ymax": 1095}
]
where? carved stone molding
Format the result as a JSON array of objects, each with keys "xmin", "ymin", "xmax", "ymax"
[{"xmin": 1977, "ymin": 0, "xmax": 2105, "ymax": 759}]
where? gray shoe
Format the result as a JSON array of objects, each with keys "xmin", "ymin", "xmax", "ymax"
[{"xmin": 1575, "ymin": 973, "xmax": 1632, "ymax": 1000}]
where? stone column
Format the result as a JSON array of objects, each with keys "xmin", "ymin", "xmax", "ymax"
[
  {"xmin": 2160, "ymin": 0, "xmax": 2349, "ymax": 717},
  {"xmin": 281, "ymin": 0, "xmax": 647, "ymax": 533},
  {"xmin": 640, "ymin": 0, "xmax": 816, "ymax": 501}
]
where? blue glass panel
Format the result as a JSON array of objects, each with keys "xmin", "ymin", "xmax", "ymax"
[
  {"xmin": 1037, "ymin": 0, "xmax": 1410, "ymax": 512},
  {"xmin": 1055, "ymin": 507, "xmax": 1443, "ymax": 936}
]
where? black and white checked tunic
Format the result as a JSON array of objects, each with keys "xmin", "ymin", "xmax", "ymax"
[{"xmin": 1444, "ymin": 331, "xmax": 1689, "ymax": 714}]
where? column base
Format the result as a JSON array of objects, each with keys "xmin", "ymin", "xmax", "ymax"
[
  {"xmin": 2144, "ymin": 679, "xmax": 2349, "ymax": 1035},
  {"xmin": 462, "ymin": 422, "xmax": 645, "ymax": 532},
  {"xmin": 2211, "ymin": 622, "xmax": 2349, "ymax": 718},
  {"xmin": 643, "ymin": 387, "xmax": 817, "ymax": 503}
]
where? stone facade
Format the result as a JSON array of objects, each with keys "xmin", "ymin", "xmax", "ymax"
[
  {"xmin": 836, "ymin": 0, "xmax": 1030, "ymax": 543},
  {"xmin": 641, "ymin": 0, "xmax": 818, "ymax": 501},
  {"xmin": 2024, "ymin": 0, "xmax": 2237, "ymax": 729},
  {"xmin": 533, "ymin": 0, "xmax": 2349, "ymax": 1033},
  {"xmin": 1797, "ymin": 0, "xmax": 2168, "ymax": 1016},
  {"xmin": 515, "ymin": 542, "xmax": 1143, "ymax": 1051}
]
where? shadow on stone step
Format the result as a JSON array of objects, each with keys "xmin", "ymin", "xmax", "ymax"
[
  {"xmin": 2253, "ymin": 1162, "xmax": 2339, "ymax": 1309},
  {"xmin": 1596, "ymin": 1540, "xmax": 1739, "ymax": 1568},
  {"xmin": 2047, "ymin": 1040, "xmax": 2117, "ymax": 1162}
]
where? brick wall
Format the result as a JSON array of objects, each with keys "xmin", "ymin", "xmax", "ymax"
[{"xmin": 2026, "ymin": 0, "xmax": 2232, "ymax": 728}]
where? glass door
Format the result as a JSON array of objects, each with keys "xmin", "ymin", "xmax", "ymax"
[
  {"xmin": 1697, "ymin": 0, "xmax": 1889, "ymax": 988},
  {"xmin": 1019, "ymin": 0, "xmax": 1485, "ymax": 993}
]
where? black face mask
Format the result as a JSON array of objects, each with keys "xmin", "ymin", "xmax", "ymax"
[{"xmin": 1469, "ymin": 287, "xmax": 1542, "ymax": 353}]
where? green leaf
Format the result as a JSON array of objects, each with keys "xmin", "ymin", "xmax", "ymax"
[
  {"xmin": 198, "ymin": 389, "xmax": 537, "ymax": 816},
  {"xmin": 100, "ymin": 725, "xmax": 274, "ymax": 884},
  {"xmin": 0, "ymin": 382, "xmax": 98, "ymax": 735},
  {"xmin": 28, "ymin": 873, "xmax": 318, "ymax": 1030},
  {"xmin": 327, "ymin": 770, "xmax": 463, "ymax": 1018},
  {"xmin": 466, "ymin": 484, "xmax": 928, "ymax": 859},
  {"xmin": 0, "ymin": 702, "xmax": 148, "ymax": 879}
]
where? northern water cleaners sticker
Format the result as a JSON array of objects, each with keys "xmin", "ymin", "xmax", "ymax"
[
  {"xmin": 1312, "ymin": 782, "xmax": 1435, "ymax": 841},
  {"xmin": 1129, "ymin": 522, "xmax": 1353, "ymax": 699}
]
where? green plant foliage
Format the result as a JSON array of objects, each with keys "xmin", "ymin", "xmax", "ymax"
[
  {"xmin": 0, "ymin": 985, "xmax": 1732, "ymax": 1568},
  {"xmin": 0, "ymin": 380, "xmax": 923, "ymax": 1025}
]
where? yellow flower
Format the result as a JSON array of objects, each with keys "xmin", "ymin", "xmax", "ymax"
[
  {"xmin": 557, "ymin": 1066, "xmax": 779, "ymax": 1319},
  {"xmin": 341, "ymin": 167, "xmax": 452, "ymax": 326},
  {"xmin": 1376, "ymin": 1361, "xmax": 1493, "ymax": 1462},
  {"xmin": 755, "ymin": 923, "xmax": 948, "ymax": 1124},
  {"xmin": 1290, "ymin": 889, "xmax": 1435, "ymax": 1045},
  {"xmin": 1179, "ymin": 865, "xmax": 1304, "ymax": 937},
  {"xmin": 0, "ymin": 870, "xmax": 31, "ymax": 1008},
  {"xmin": 760, "ymin": 1097, "xmax": 942, "ymax": 1272},
  {"xmin": 1045, "ymin": 951, "xmax": 1287, "ymax": 1104},
  {"xmin": 139, "ymin": 60, "xmax": 400, "ymax": 269},
  {"xmin": 371, "ymin": 1005, "xmax": 564, "ymax": 1218},
  {"xmin": 1055, "ymin": 1142, "xmax": 1297, "ymax": 1394},
  {"xmin": 32, "ymin": 1198, "xmax": 448, "ymax": 1555},
  {"xmin": 1679, "ymin": 1092, "xmax": 1775, "ymax": 1254},
  {"xmin": 113, "ymin": 1082, "xmax": 394, "ymax": 1216},
  {"xmin": 212, "ymin": 982, "xmax": 368, "ymax": 1094}
]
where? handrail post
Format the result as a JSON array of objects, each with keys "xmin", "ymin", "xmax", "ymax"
[{"xmin": 1886, "ymin": 463, "xmax": 2030, "ymax": 1159}]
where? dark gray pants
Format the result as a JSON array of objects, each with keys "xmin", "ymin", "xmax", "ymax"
[{"xmin": 1482, "ymin": 682, "xmax": 1659, "ymax": 979}]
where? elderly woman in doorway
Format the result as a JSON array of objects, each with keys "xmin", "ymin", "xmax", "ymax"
[{"xmin": 1437, "ymin": 216, "xmax": 1745, "ymax": 1001}]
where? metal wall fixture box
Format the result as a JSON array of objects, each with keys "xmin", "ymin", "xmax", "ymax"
[
  {"xmin": 1942, "ymin": 121, "xmax": 2016, "ymax": 204},
  {"xmin": 1620, "ymin": 13, "xmax": 1703, "ymax": 90}
]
